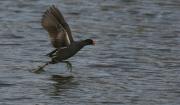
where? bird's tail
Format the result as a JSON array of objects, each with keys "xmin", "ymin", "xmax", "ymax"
[{"xmin": 46, "ymin": 49, "xmax": 58, "ymax": 57}]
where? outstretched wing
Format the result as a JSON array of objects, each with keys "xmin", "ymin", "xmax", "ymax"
[{"xmin": 41, "ymin": 5, "xmax": 73, "ymax": 48}]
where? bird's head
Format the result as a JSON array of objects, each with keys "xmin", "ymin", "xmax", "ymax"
[{"xmin": 84, "ymin": 39, "xmax": 95, "ymax": 45}]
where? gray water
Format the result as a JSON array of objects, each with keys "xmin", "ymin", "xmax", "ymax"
[{"xmin": 0, "ymin": 0, "xmax": 180, "ymax": 105}]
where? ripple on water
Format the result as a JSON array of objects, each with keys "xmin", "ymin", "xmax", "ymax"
[{"xmin": 0, "ymin": 0, "xmax": 180, "ymax": 105}]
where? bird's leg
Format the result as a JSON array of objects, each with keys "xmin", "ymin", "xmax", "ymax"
[
  {"xmin": 60, "ymin": 61, "xmax": 72, "ymax": 72},
  {"xmin": 32, "ymin": 61, "xmax": 50, "ymax": 73},
  {"xmin": 46, "ymin": 49, "xmax": 58, "ymax": 57}
]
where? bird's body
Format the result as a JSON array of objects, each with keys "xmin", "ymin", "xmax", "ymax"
[
  {"xmin": 51, "ymin": 41, "xmax": 83, "ymax": 62},
  {"xmin": 34, "ymin": 5, "xmax": 94, "ymax": 72}
]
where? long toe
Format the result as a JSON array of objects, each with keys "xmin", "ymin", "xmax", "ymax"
[
  {"xmin": 66, "ymin": 62, "xmax": 72, "ymax": 72},
  {"xmin": 32, "ymin": 66, "xmax": 45, "ymax": 73}
]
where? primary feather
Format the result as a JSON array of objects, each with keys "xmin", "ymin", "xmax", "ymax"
[{"xmin": 41, "ymin": 5, "xmax": 73, "ymax": 48}]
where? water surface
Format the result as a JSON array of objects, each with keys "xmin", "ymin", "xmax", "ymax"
[{"xmin": 0, "ymin": 0, "xmax": 180, "ymax": 105}]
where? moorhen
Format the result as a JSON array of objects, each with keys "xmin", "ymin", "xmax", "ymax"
[{"xmin": 34, "ymin": 5, "xmax": 95, "ymax": 72}]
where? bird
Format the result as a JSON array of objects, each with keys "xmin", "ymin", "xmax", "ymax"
[{"xmin": 33, "ymin": 5, "xmax": 95, "ymax": 72}]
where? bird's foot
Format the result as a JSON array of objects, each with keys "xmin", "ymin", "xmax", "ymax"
[
  {"xmin": 37, "ymin": 66, "xmax": 44, "ymax": 71},
  {"xmin": 31, "ymin": 66, "xmax": 45, "ymax": 73},
  {"xmin": 61, "ymin": 61, "xmax": 72, "ymax": 72},
  {"xmin": 66, "ymin": 62, "xmax": 72, "ymax": 72}
]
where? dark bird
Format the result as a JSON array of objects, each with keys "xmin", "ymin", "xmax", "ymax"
[{"xmin": 34, "ymin": 5, "xmax": 95, "ymax": 72}]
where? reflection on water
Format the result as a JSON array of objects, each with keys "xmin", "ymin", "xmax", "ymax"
[
  {"xmin": 50, "ymin": 75, "xmax": 75, "ymax": 96},
  {"xmin": 0, "ymin": 0, "xmax": 180, "ymax": 105}
]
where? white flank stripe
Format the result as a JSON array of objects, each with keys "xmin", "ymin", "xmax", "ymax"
[{"xmin": 65, "ymin": 32, "xmax": 71, "ymax": 45}]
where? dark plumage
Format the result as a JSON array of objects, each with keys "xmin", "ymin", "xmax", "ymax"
[{"xmin": 34, "ymin": 5, "xmax": 95, "ymax": 72}]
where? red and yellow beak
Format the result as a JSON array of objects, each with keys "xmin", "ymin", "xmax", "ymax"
[{"xmin": 93, "ymin": 40, "xmax": 96, "ymax": 45}]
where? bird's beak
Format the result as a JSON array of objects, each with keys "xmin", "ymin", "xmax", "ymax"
[{"xmin": 93, "ymin": 40, "xmax": 96, "ymax": 45}]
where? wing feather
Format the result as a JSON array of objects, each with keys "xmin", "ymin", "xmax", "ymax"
[
  {"xmin": 41, "ymin": 5, "xmax": 73, "ymax": 48},
  {"xmin": 50, "ymin": 5, "xmax": 73, "ymax": 42}
]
